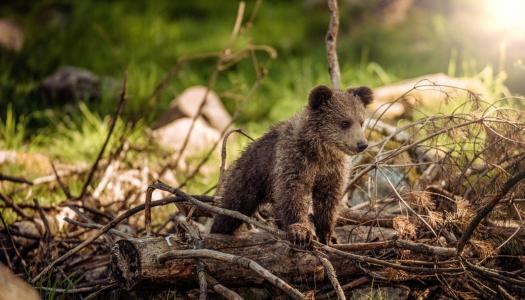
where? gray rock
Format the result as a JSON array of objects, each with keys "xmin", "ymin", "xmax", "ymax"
[{"xmin": 39, "ymin": 66, "xmax": 101, "ymax": 103}]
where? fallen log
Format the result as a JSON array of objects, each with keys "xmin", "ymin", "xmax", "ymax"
[
  {"xmin": 368, "ymin": 73, "xmax": 489, "ymax": 119},
  {"xmin": 111, "ymin": 231, "xmax": 361, "ymax": 290}
]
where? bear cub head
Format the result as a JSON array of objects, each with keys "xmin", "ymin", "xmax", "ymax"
[{"xmin": 307, "ymin": 85, "xmax": 373, "ymax": 155}]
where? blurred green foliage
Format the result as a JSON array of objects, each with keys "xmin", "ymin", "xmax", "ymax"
[
  {"xmin": 0, "ymin": 0, "xmax": 520, "ymax": 198},
  {"xmin": 0, "ymin": 0, "xmax": 454, "ymax": 123}
]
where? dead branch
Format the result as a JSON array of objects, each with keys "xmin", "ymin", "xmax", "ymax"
[
  {"xmin": 456, "ymin": 170, "xmax": 525, "ymax": 255},
  {"xmin": 77, "ymin": 74, "xmax": 128, "ymax": 200},
  {"xmin": 150, "ymin": 181, "xmax": 463, "ymax": 275},
  {"xmin": 333, "ymin": 239, "xmax": 455, "ymax": 257},
  {"xmin": 206, "ymin": 274, "xmax": 244, "ymax": 300},
  {"xmin": 0, "ymin": 213, "xmax": 27, "ymax": 268},
  {"xmin": 50, "ymin": 161, "xmax": 72, "ymax": 198},
  {"xmin": 169, "ymin": 2, "xmax": 246, "ymax": 174},
  {"xmin": 150, "ymin": 181, "xmax": 281, "ymax": 236},
  {"xmin": 158, "ymin": 249, "xmax": 305, "ymax": 300},
  {"xmin": 326, "ymin": 0, "xmax": 341, "ymax": 89},
  {"xmin": 220, "ymin": 128, "xmax": 254, "ymax": 182},
  {"xmin": 31, "ymin": 195, "xmax": 183, "ymax": 284},
  {"xmin": 177, "ymin": 68, "xmax": 264, "ymax": 189},
  {"xmin": 315, "ymin": 251, "xmax": 346, "ymax": 300},
  {"xmin": 317, "ymin": 276, "xmax": 369, "ymax": 300},
  {"xmin": 0, "ymin": 191, "xmax": 29, "ymax": 219},
  {"xmin": 0, "ymin": 173, "xmax": 32, "ymax": 185}
]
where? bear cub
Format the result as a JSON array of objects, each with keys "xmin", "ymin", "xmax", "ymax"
[{"xmin": 211, "ymin": 85, "xmax": 373, "ymax": 247}]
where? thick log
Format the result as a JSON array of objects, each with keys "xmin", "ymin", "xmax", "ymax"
[{"xmin": 111, "ymin": 231, "xmax": 361, "ymax": 290}]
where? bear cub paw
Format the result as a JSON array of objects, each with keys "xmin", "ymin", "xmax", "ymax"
[
  {"xmin": 287, "ymin": 223, "xmax": 318, "ymax": 249},
  {"xmin": 319, "ymin": 230, "xmax": 339, "ymax": 246}
]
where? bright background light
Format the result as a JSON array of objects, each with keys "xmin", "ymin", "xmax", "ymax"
[{"xmin": 484, "ymin": 0, "xmax": 525, "ymax": 38}]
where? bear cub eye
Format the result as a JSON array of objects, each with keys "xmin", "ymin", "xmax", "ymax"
[{"xmin": 340, "ymin": 120, "xmax": 352, "ymax": 129}]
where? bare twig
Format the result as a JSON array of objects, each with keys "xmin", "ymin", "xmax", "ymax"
[
  {"xmin": 219, "ymin": 128, "xmax": 254, "ymax": 182},
  {"xmin": 169, "ymin": 2, "xmax": 246, "ymax": 173},
  {"xmin": 149, "ymin": 181, "xmax": 281, "ymax": 236},
  {"xmin": 0, "ymin": 213, "xmax": 27, "ymax": 268},
  {"xmin": 63, "ymin": 217, "xmax": 133, "ymax": 239},
  {"xmin": 456, "ymin": 170, "xmax": 525, "ymax": 255},
  {"xmin": 0, "ymin": 173, "xmax": 32, "ymax": 185},
  {"xmin": 198, "ymin": 260, "xmax": 207, "ymax": 300},
  {"xmin": 37, "ymin": 283, "xmax": 116, "ymax": 294},
  {"xmin": 315, "ymin": 251, "xmax": 346, "ymax": 300},
  {"xmin": 381, "ymin": 168, "xmax": 438, "ymax": 238},
  {"xmin": 31, "ymin": 195, "xmax": 183, "ymax": 283},
  {"xmin": 146, "ymin": 52, "xmax": 221, "ymax": 107},
  {"xmin": 326, "ymin": 0, "xmax": 341, "ymax": 89},
  {"xmin": 317, "ymin": 276, "xmax": 369, "ymax": 300},
  {"xmin": 177, "ymin": 74, "xmax": 262, "ymax": 189},
  {"xmin": 33, "ymin": 199, "xmax": 50, "ymax": 241},
  {"xmin": 157, "ymin": 249, "xmax": 305, "ymax": 300},
  {"xmin": 50, "ymin": 161, "xmax": 72, "ymax": 199},
  {"xmin": 0, "ymin": 191, "xmax": 29, "ymax": 219},
  {"xmin": 145, "ymin": 186, "xmax": 154, "ymax": 236},
  {"xmin": 150, "ymin": 181, "xmax": 463, "ymax": 275},
  {"xmin": 498, "ymin": 285, "xmax": 517, "ymax": 300},
  {"xmin": 77, "ymin": 74, "xmax": 128, "ymax": 200},
  {"xmin": 206, "ymin": 274, "xmax": 244, "ymax": 300},
  {"xmin": 333, "ymin": 239, "xmax": 455, "ymax": 257}
]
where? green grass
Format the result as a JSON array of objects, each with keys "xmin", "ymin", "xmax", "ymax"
[
  {"xmin": 0, "ymin": 0, "xmax": 516, "ymax": 204},
  {"xmin": 2, "ymin": 0, "xmax": 506, "ymax": 121},
  {"xmin": 2, "ymin": 0, "xmax": 516, "ymax": 122},
  {"xmin": 0, "ymin": 103, "xmax": 27, "ymax": 150}
]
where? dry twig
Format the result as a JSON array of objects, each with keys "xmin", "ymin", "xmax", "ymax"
[{"xmin": 157, "ymin": 249, "xmax": 305, "ymax": 300}]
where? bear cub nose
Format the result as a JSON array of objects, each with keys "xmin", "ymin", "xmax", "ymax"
[{"xmin": 357, "ymin": 141, "xmax": 368, "ymax": 152}]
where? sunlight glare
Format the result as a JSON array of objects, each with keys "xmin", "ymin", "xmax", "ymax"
[{"xmin": 484, "ymin": 0, "xmax": 525, "ymax": 37}]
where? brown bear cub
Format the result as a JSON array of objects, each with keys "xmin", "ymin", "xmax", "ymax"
[{"xmin": 211, "ymin": 85, "xmax": 373, "ymax": 247}]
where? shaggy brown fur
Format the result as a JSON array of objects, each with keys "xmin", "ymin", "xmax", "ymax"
[{"xmin": 211, "ymin": 85, "xmax": 373, "ymax": 247}]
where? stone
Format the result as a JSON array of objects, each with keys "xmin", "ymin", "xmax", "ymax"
[
  {"xmin": 38, "ymin": 66, "xmax": 101, "ymax": 103},
  {"xmin": 154, "ymin": 86, "xmax": 232, "ymax": 131},
  {"xmin": 152, "ymin": 117, "xmax": 221, "ymax": 166}
]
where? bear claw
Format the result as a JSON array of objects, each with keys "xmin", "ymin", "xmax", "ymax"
[{"xmin": 287, "ymin": 223, "xmax": 317, "ymax": 249}]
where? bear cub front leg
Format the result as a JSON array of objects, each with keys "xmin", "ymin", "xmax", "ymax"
[{"xmin": 312, "ymin": 171, "xmax": 345, "ymax": 246}]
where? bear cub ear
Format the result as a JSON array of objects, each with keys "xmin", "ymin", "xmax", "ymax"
[
  {"xmin": 348, "ymin": 86, "xmax": 373, "ymax": 107},
  {"xmin": 308, "ymin": 85, "xmax": 333, "ymax": 110}
]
